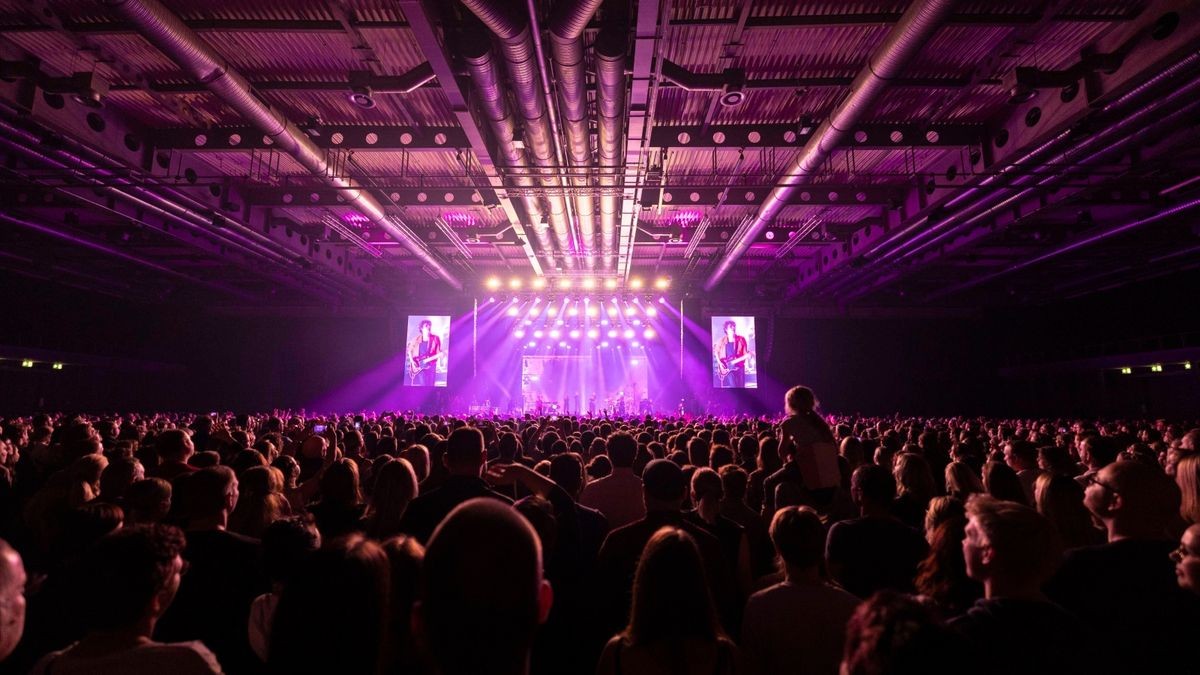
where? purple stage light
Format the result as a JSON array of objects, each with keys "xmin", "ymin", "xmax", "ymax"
[
  {"xmin": 547, "ymin": 306, "xmax": 559, "ymax": 317},
  {"xmin": 631, "ymin": 359, "xmax": 640, "ymax": 365},
  {"xmin": 527, "ymin": 341, "xmax": 537, "ymax": 347},
  {"xmin": 488, "ymin": 296, "xmax": 495, "ymax": 303},
  {"xmin": 533, "ymin": 330, "xmax": 544, "ymax": 338},
  {"xmin": 607, "ymin": 329, "xmax": 618, "ymax": 338},
  {"xmin": 631, "ymin": 341, "xmax": 640, "ymax": 347},
  {"xmin": 587, "ymin": 306, "xmax": 600, "ymax": 317},
  {"xmin": 623, "ymin": 329, "xmax": 635, "ymax": 339},
  {"xmin": 506, "ymin": 307, "xmax": 519, "ymax": 316},
  {"xmin": 567, "ymin": 306, "xmax": 579, "ymax": 317},
  {"xmin": 569, "ymin": 329, "xmax": 581, "ymax": 339},
  {"xmin": 600, "ymin": 341, "xmax": 609, "ymax": 348},
  {"xmin": 646, "ymin": 307, "xmax": 657, "ymax": 317},
  {"xmin": 549, "ymin": 329, "xmax": 561, "ymax": 339},
  {"xmin": 558, "ymin": 341, "xmax": 567, "ymax": 347},
  {"xmin": 643, "ymin": 328, "xmax": 655, "ymax": 339},
  {"xmin": 624, "ymin": 306, "xmax": 636, "ymax": 316},
  {"xmin": 587, "ymin": 329, "xmax": 599, "ymax": 339},
  {"xmin": 658, "ymin": 296, "xmax": 667, "ymax": 304},
  {"xmin": 514, "ymin": 329, "xmax": 526, "ymax": 338},
  {"xmin": 606, "ymin": 306, "xmax": 618, "ymax": 317},
  {"xmin": 529, "ymin": 308, "xmax": 541, "ymax": 317}
]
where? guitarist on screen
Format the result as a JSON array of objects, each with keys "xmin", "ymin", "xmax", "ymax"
[
  {"xmin": 714, "ymin": 319, "xmax": 752, "ymax": 387},
  {"xmin": 407, "ymin": 319, "xmax": 442, "ymax": 386}
]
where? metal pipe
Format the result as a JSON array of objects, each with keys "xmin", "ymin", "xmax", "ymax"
[
  {"xmin": 460, "ymin": 35, "xmax": 557, "ymax": 273},
  {"xmin": 0, "ymin": 114, "xmax": 298, "ymax": 269},
  {"xmin": 887, "ymin": 51, "xmax": 1200, "ymax": 265},
  {"xmin": 106, "ymin": 0, "xmax": 463, "ymax": 290},
  {"xmin": 549, "ymin": 0, "xmax": 604, "ymax": 269},
  {"xmin": 595, "ymin": 27, "xmax": 627, "ymax": 273},
  {"xmin": 928, "ymin": 195, "xmax": 1200, "ymax": 301},
  {"xmin": 0, "ymin": 211, "xmax": 257, "ymax": 300},
  {"xmin": 836, "ymin": 64, "xmax": 1200, "ymax": 301},
  {"xmin": 461, "ymin": 0, "xmax": 576, "ymax": 270},
  {"xmin": 0, "ymin": 121, "xmax": 350, "ymax": 299},
  {"xmin": 703, "ymin": 0, "xmax": 956, "ymax": 291},
  {"xmin": 823, "ymin": 49, "xmax": 1200, "ymax": 296}
]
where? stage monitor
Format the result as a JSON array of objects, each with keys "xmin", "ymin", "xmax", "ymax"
[
  {"xmin": 405, "ymin": 315, "xmax": 449, "ymax": 387},
  {"xmin": 711, "ymin": 316, "xmax": 757, "ymax": 388}
]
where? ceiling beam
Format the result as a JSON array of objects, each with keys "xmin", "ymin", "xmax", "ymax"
[
  {"xmin": 650, "ymin": 122, "xmax": 985, "ymax": 149},
  {"xmin": 639, "ymin": 183, "xmax": 903, "ymax": 207},
  {"xmin": 0, "ymin": 9, "xmax": 1135, "ymax": 36},
  {"xmin": 148, "ymin": 124, "xmax": 468, "ymax": 151}
]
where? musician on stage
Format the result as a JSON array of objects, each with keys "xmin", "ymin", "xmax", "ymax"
[
  {"xmin": 407, "ymin": 319, "xmax": 441, "ymax": 386},
  {"xmin": 714, "ymin": 320, "xmax": 750, "ymax": 388}
]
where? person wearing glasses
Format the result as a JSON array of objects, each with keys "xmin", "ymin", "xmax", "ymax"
[
  {"xmin": 1045, "ymin": 461, "xmax": 1198, "ymax": 674},
  {"xmin": 1171, "ymin": 523, "xmax": 1200, "ymax": 596}
]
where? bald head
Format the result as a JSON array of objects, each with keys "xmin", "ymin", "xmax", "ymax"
[
  {"xmin": 418, "ymin": 499, "xmax": 551, "ymax": 675},
  {"xmin": 1086, "ymin": 460, "xmax": 1180, "ymax": 539}
]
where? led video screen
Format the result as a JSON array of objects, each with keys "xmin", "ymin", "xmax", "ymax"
[
  {"xmin": 711, "ymin": 316, "xmax": 757, "ymax": 388},
  {"xmin": 405, "ymin": 315, "xmax": 449, "ymax": 387}
]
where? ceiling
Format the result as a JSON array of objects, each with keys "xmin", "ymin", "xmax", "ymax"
[{"xmin": 0, "ymin": 0, "xmax": 1198, "ymax": 312}]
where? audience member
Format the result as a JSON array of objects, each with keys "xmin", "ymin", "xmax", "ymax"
[
  {"xmin": 227, "ymin": 466, "xmax": 290, "ymax": 539},
  {"xmin": 1033, "ymin": 473, "xmax": 1104, "ymax": 549},
  {"xmin": 950, "ymin": 495, "xmax": 1083, "ymax": 675},
  {"xmin": 981, "ymin": 461, "xmax": 1028, "ymax": 506},
  {"xmin": 1046, "ymin": 461, "xmax": 1198, "ymax": 673},
  {"xmin": 30, "ymin": 525, "xmax": 221, "ymax": 674},
  {"xmin": 915, "ymin": 513, "xmax": 981, "ymax": 617},
  {"xmin": 840, "ymin": 591, "xmax": 965, "ymax": 675},
  {"xmin": 363, "ymin": 457, "xmax": 419, "ymax": 540},
  {"xmin": 149, "ymin": 430, "xmax": 197, "ymax": 482},
  {"xmin": 415, "ymin": 499, "xmax": 552, "ymax": 675},
  {"xmin": 1172, "ymin": 523, "xmax": 1200, "ymax": 595},
  {"xmin": 686, "ymin": 468, "xmax": 750, "ymax": 591},
  {"xmin": 596, "ymin": 459, "xmax": 739, "ymax": 640},
  {"xmin": 826, "ymin": 465, "xmax": 928, "ymax": 598},
  {"xmin": 597, "ymin": 527, "xmax": 741, "ymax": 675},
  {"xmin": 247, "ymin": 517, "xmax": 319, "ymax": 663},
  {"xmin": 580, "ymin": 432, "xmax": 646, "ymax": 529},
  {"xmin": 944, "ymin": 461, "xmax": 984, "ymax": 501},
  {"xmin": 892, "ymin": 453, "xmax": 935, "ymax": 530},
  {"xmin": 401, "ymin": 427, "xmax": 512, "ymax": 543},
  {"xmin": 155, "ymin": 466, "xmax": 265, "ymax": 674},
  {"xmin": 0, "ymin": 539, "xmax": 25, "ymax": 663},
  {"xmin": 268, "ymin": 534, "xmax": 390, "ymax": 675},
  {"xmin": 741, "ymin": 507, "xmax": 857, "ymax": 675},
  {"xmin": 124, "ymin": 478, "xmax": 171, "ymax": 526}
]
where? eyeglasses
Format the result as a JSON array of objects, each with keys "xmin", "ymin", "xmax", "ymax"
[{"xmin": 1083, "ymin": 473, "xmax": 1119, "ymax": 493}]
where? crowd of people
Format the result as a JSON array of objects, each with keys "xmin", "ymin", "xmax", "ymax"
[{"xmin": 0, "ymin": 386, "xmax": 1196, "ymax": 674}]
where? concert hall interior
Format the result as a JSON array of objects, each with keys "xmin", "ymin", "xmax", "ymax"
[
  {"xmin": 2, "ymin": 0, "xmax": 1198, "ymax": 417},
  {"xmin": 3, "ymin": 2, "xmax": 1200, "ymax": 675}
]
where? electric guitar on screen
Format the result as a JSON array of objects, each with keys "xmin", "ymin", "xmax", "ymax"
[
  {"xmin": 409, "ymin": 353, "xmax": 441, "ymax": 380},
  {"xmin": 717, "ymin": 352, "xmax": 753, "ymax": 378}
]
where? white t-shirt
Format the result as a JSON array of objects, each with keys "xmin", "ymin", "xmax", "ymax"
[
  {"xmin": 248, "ymin": 591, "xmax": 279, "ymax": 662},
  {"xmin": 30, "ymin": 640, "xmax": 223, "ymax": 675}
]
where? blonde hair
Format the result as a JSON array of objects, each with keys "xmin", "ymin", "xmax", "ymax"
[{"xmin": 1177, "ymin": 454, "xmax": 1200, "ymax": 524}]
